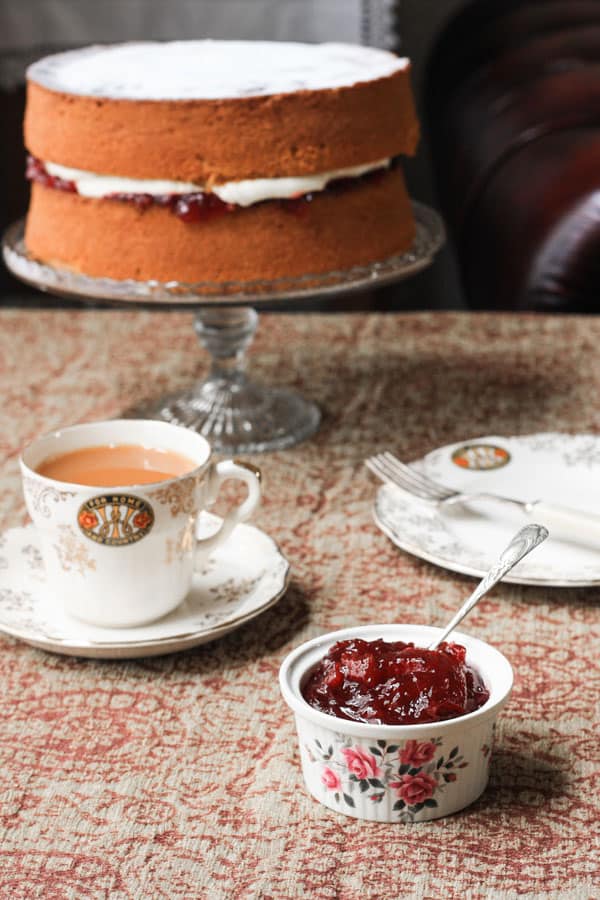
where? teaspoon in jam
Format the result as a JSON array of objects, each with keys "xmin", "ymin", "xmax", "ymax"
[{"xmin": 429, "ymin": 523, "xmax": 549, "ymax": 650}]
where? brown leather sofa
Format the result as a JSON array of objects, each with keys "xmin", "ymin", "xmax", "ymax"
[{"xmin": 424, "ymin": 0, "xmax": 600, "ymax": 311}]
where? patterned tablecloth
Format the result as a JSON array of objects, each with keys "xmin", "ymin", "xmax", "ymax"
[{"xmin": 0, "ymin": 308, "xmax": 598, "ymax": 899}]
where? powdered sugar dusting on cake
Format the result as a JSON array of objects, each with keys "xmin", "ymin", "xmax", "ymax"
[{"xmin": 27, "ymin": 41, "xmax": 408, "ymax": 101}]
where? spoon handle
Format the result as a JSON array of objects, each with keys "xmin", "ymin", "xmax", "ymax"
[{"xmin": 428, "ymin": 524, "xmax": 549, "ymax": 650}]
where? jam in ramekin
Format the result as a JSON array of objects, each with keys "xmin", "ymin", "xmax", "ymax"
[{"xmin": 301, "ymin": 638, "xmax": 490, "ymax": 725}]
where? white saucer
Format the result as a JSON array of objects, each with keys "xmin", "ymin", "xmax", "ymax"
[
  {"xmin": 373, "ymin": 433, "xmax": 600, "ymax": 587},
  {"xmin": 0, "ymin": 514, "xmax": 290, "ymax": 658}
]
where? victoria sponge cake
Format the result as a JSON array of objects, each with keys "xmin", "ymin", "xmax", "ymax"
[{"xmin": 23, "ymin": 41, "xmax": 419, "ymax": 285}]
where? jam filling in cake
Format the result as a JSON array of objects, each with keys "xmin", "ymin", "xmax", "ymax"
[
  {"xmin": 23, "ymin": 41, "xmax": 420, "ymax": 284},
  {"xmin": 26, "ymin": 155, "xmax": 400, "ymax": 221}
]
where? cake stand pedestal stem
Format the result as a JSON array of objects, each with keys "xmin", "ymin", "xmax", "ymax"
[
  {"xmin": 196, "ymin": 306, "xmax": 256, "ymax": 378},
  {"xmin": 152, "ymin": 306, "xmax": 321, "ymax": 454}
]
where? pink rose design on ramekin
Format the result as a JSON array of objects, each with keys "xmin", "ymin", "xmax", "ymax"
[
  {"xmin": 321, "ymin": 767, "xmax": 341, "ymax": 791},
  {"xmin": 399, "ymin": 740, "xmax": 436, "ymax": 767},
  {"xmin": 390, "ymin": 773, "xmax": 437, "ymax": 806},
  {"xmin": 341, "ymin": 747, "xmax": 381, "ymax": 780}
]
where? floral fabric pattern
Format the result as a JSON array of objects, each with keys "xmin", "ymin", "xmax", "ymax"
[{"xmin": 1, "ymin": 308, "xmax": 598, "ymax": 896}]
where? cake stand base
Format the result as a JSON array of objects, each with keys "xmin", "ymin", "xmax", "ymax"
[
  {"xmin": 151, "ymin": 381, "xmax": 320, "ymax": 453},
  {"xmin": 143, "ymin": 307, "xmax": 320, "ymax": 453}
]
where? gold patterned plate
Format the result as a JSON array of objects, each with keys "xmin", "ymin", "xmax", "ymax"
[
  {"xmin": 0, "ymin": 513, "xmax": 290, "ymax": 658},
  {"xmin": 373, "ymin": 433, "xmax": 600, "ymax": 587}
]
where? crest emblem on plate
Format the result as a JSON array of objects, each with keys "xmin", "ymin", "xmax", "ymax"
[
  {"xmin": 451, "ymin": 444, "xmax": 510, "ymax": 471},
  {"xmin": 77, "ymin": 495, "xmax": 154, "ymax": 546}
]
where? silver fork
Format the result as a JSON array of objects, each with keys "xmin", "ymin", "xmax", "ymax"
[
  {"xmin": 365, "ymin": 451, "xmax": 600, "ymax": 546},
  {"xmin": 366, "ymin": 452, "xmax": 528, "ymax": 510}
]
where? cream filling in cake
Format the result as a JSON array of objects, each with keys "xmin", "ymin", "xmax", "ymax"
[{"xmin": 43, "ymin": 158, "xmax": 391, "ymax": 206}]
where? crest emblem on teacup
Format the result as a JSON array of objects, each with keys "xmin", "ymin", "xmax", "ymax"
[{"xmin": 77, "ymin": 495, "xmax": 155, "ymax": 546}]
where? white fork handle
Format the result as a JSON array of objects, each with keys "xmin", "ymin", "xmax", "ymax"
[{"xmin": 528, "ymin": 502, "xmax": 600, "ymax": 549}]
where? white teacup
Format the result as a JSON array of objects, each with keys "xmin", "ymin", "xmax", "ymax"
[{"xmin": 20, "ymin": 419, "xmax": 262, "ymax": 628}]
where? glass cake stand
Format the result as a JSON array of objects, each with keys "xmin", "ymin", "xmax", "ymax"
[{"xmin": 3, "ymin": 202, "xmax": 445, "ymax": 452}]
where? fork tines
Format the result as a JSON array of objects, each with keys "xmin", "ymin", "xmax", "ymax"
[{"xmin": 365, "ymin": 452, "xmax": 453, "ymax": 502}]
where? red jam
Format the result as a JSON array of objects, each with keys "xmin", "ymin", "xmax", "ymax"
[
  {"xmin": 26, "ymin": 156, "xmax": 77, "ymax": 193},
  {"xmin": 302, "ymin": 639, "xmax": 490, "ymax": 725},
  {"xmin": 109, "ymin": 190, "xmax": 233, "ymax": 222},
  {"xmin": 26, "ymin": 156, "xmax": 399, "ymax": 222}
]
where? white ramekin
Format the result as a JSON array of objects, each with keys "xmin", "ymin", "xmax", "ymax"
[{"xmin": 279, "ymin": 623, "xmax": 513, "ymax": 823}]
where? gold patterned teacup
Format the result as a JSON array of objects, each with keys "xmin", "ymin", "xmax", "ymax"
[{"xmin": 20, "ymin": 419, "xmax": 261, "ymax": 627}]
